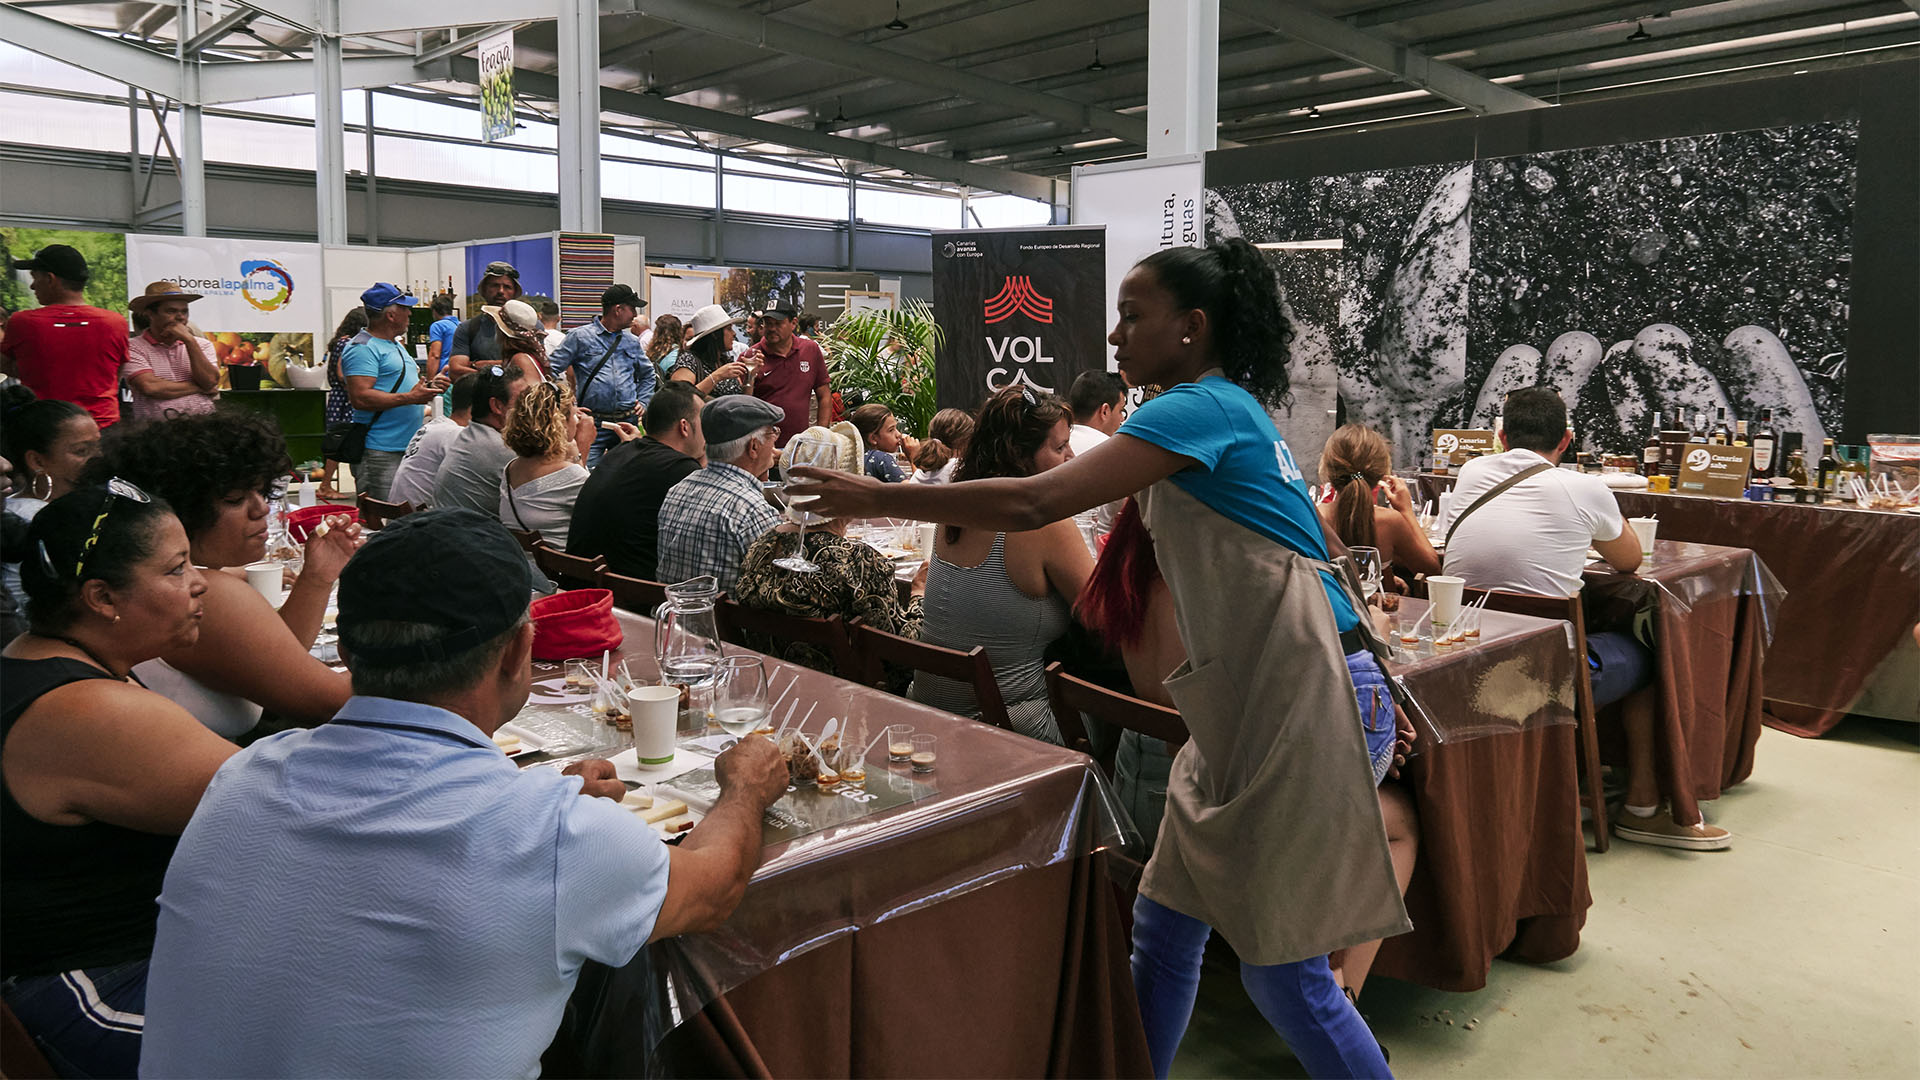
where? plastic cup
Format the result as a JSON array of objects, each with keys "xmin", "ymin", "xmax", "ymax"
[
  {"xmin": 243, "ymin": 561, "xmax": 283, "ymax": 606},
  {"xmin": 886, "ymin": 724, "xmax": 916, "ymax": 763},
  {"xmin": 910, "ymin": 733, "xmax": 938, "ymax": 774},
  {"xmin": 1629, "ymin": 517, "xmax": 1658, "ymax": 559},
  {"xmin": 916, "ymin": 522, "xmax": 937, "ymax": 561},
  {"xmin": 629, "ymin": 685, "xmax": 680, "ymax": 766},
  {"xmin": 1427, "ymin": 575, "xmax": 1465, "ymax": 629}
]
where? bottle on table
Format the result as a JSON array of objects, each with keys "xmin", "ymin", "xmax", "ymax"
[
  {"xmin": 1841, "ymin": 447, "xmax": 1870, "ymax": 501},
  {"xmin": 1733, "ymin": 419, "xmax": 1749, "ymax": 447},
  {"xmin": 1642, "ymin": 411, "xmax": 1665, "ymax": 478},
  {"xmin": 1708, "ymin": 408, "xmax": 1733, "ymax": 446},
  {"xmin": 1816, "ymin": 438, "xmax": 1841, "ymax": 495},
  {"xmin": 1784, "ymin": 447, "xmax": 1810, "ymax": 487},
  {"xmin": 1750, "ymin": 409, "xmax": 1779, "ymax": 480},
  {"xmin": 1688, "ymin": 410, "xmax": 1707, "ymax": 443}
]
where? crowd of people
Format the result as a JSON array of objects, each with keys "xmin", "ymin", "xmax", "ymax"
[{"xmin": 0, "ymin": 236, "xmax": 1698, "ymax": 1078}]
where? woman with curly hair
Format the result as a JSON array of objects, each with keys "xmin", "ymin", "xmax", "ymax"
[
  {"xmin": 644, "ymin": 313, "xmax": 683, "ymax": 376},
  {"xmin": 793, "ymin": 240, "xmax": 1409, "ymax": 1078},
  {"xmin": 499, "ymin": 379, "xmax": 596, "ymax": 549},
  {"xmin": 907, "ymin": 387, "xmax": 1091, "ymax": 744},
  {"xmin": 89, "ymin": 409, "xmax": 358, "ymax": 738}
]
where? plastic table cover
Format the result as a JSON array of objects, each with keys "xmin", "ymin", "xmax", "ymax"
[
  {"xmin": 1384, "ymin": 596, "xmax": 1579, "ymax": 744},
  {"xmin": 522, "ymin": 608, "xmax": 1131, "ymax": 1032}
]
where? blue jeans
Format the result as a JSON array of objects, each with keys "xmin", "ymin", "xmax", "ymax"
[
  {"xmin": 586, "ymin": 424, "xmax": 622, "ymax": 469},
  {"xmin": 1131, "ymin": 895, "xmax": 1391, "ymax": 1079},
  {"xmin": 2, "ymin": 959, "xmax": 149, "ymax": 1079},
  {"xmin": 1347, "ymin": 649, "xmax": 1397, "ymax": 786}
]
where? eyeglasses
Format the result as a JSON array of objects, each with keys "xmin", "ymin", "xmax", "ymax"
[{"xmin": 38, "ymin": 477, "xmax": 153, "ymax": 581}]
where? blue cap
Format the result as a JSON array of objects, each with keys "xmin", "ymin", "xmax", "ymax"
[{"xmin": 359, "ymin": 282, "xmax": 419, "ymax": 310}]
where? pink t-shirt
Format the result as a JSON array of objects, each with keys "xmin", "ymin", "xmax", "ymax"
[{"xmin": 122, "ymin": 333, "xmax": 219, "ymax": 423}]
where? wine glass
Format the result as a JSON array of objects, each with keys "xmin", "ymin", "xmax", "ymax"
[
  {"xmin": 1349, "ymin": 546, "xmax": 1383, "ymax": 602},
  {"xmin": 776, "ymin": 440, "xmax": 837, "ymax": 574},
  {"xmin": 713, "ymin": 654, "xmax": 770, "ymax": 741}
]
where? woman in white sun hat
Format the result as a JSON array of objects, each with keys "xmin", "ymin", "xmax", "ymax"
[
  {"xmin": 660, "ymin": 304, "xmax": 753, "ymax": 398},
  {"xmin": 481, "ymin": 298, "xmax": 551, "ymax": 388},
  {"xmin": 731, "ymin": 422, "xmax": 923, "ymax": 679}
]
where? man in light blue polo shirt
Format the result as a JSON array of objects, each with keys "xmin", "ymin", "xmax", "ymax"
[
  {"xmin": 140, "ymin": 509, "xmax": 789, "ymax": 1079},
  {"xmin": 342, "ymin": 282, "xmax": 448, "ymax": 501},
  {"xmin": 549, "ymin": 282, "xmax": 656, "ymax": 468}
]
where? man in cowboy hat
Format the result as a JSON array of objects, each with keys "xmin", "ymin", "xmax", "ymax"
[
  {"xmin": 549, "ymin": 283, "xmax": 655, "ymax": 468},
  {"xmin": 122, "ymin": 281, "xmax": 221, "ymax": 424},
  {"xmin": 446, "ymin": 260, "xmax": 523, "ymax": 380},
  {"xmin": 0, "ymin": 244, "xmax": 128, "ymax": 428}
]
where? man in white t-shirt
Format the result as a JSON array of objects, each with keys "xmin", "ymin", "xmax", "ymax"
[
  {"xmin": 387, "ymin": 373, "xmax": 476, "ymax": 510},
  {"xmin": 1066, "ymin": 371, "xmax": 1126, "ymax": 537},
  {"xmin": 1442, "ymin": 388, "xmax": 1730, "ymax": 851}
]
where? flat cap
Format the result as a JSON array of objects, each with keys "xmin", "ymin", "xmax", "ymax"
[{"xmin": 701, "ymin": 395, "xmax": 785, "ymax": 445}]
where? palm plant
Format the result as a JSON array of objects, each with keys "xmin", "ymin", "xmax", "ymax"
[{"xmin": 821, "ymin": 299, "xmax": 943, "ymax": 438}]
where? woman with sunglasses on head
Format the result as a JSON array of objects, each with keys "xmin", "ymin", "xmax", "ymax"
[
  {"xmin": 89, "ymin": 411, "xmax": 358, "ymax": 740},
  {"xmin": 498, "ymin": 380, "xmax": 597, "ymax": 550},
  {"xmin": 2, "ymin": 481, "xmax": 238, "ymax": 1077},
  {"xmin": 794, "ymin": 239, "xmax": 1408, "ymax": 1078}
]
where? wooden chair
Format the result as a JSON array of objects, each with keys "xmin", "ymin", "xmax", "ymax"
[
  {"xmin": 1465, "ymin": 587, "xmax": 1611, "ymax": 852},
  {"xmin": 603, "ymin": 572, "xmax": 670, "ymax": 615},
  {"xmin": 1042, "ymin": 661, "xmax": 1189, "ymax": 775},
  {"xmin": 1, "ymin": 998, "xmax": 56, "ymax": 1079},
  {"xmin": 533, "ymin": 543, "xmax": 607, "ymax": 592},
  {"xmin": 717, "ymin": 601, "xmax": 858, "ymax": 677},
  {"xmin": 507, "ymin": 527, "xmax": 543, "ymax": 554},
  {"xmin": 847, "ymin": 621, "xmax": 1013, "ymax": 732},
  {"xmin": 355, "ymin": 492, "xmax": 413, "ymax": 530}
]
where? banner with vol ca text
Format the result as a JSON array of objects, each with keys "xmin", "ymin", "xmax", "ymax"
[
  {"xmin": 929, "ymin": 226, "xmax": 1106, "ymax": 412},
  {"xmin": 125, "ymin": 234, "xmax": 323, "ymax": 333}
]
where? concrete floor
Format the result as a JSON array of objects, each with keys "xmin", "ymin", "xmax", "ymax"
[{"xmin": 1171, "ymin": 719, "xmax": 1920, "ymax": 1079}]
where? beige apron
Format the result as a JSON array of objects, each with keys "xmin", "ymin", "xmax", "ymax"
[{"xmin": 1136, "ymin": 480, "xmax": 1412, "ymax": 966}]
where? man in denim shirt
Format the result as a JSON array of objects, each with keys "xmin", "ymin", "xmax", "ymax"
[{"xmin": 549, "ymin": 283, "xmax": 655, "ymax": 467}]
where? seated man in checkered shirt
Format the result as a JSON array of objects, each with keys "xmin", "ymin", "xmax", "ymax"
[{"xmin": 656, "ymin": 396, "xmax": 786, "ymax": 592}]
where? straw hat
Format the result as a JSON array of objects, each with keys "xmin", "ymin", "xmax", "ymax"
[
  {"xmin": 128, "ymin": 280, "xmax": 203, "ymax": 314},
  {"xmin": 682, "ymin": 304, "xmax": 743, "ymax": 349},
  {"xmin": 779, "ymin": 423, "xmax": 864, "ymax": 524},
  {"xmin": 483, "ymin": 299, "xmax": 544, "ymax": 342}
]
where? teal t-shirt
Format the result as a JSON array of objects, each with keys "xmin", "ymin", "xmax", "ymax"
[
  {"xmin": 341, "ymin": 334, "xmax": 423, "ymax": 453},
  {"xmin": 1118, "ymin": 376, "xmax": 1360, "ymax": 633}
]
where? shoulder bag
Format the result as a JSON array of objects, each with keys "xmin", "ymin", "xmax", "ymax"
[
  {"xmin": 323, "ymin": 361, "xmax": 407, "ymax": 465},
  {"xmin": 1442, "ymin": 461, "xmax": 1555, "ymax": 550}
]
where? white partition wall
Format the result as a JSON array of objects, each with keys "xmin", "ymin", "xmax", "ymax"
[
  {"xmin": 322, "ymin": 244, "xmax": 410, "ymax": 334},
  {"xmin": 1070, "ymin": 155, "xmax": 1206, "ymax": 373}
]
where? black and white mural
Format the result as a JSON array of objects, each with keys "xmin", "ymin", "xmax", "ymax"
[{"xmin": 1209, "ymin": 121, "xmax": 1857, "ymax": 465}]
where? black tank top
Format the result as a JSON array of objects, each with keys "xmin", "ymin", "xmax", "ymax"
[{"xmin": 1, "ymin": 656, "xmax": 180, "ymax": 978}]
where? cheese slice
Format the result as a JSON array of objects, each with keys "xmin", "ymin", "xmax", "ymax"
[
  {"xmin": 640, "ymin": 799, "xmax": 688, "ymax": 824},
  {"xmin": 621, "ymin": 791, "xmax": 654, "ymax": 810}
]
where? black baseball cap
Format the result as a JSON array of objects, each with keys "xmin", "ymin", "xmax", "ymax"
[
  {"xmin": 758, "ymin": 304, "xmax": 796, "ymax": 321},
  {"xmin": 602, "ymin": 283, "xmax": 645, "ymax": 310},
  {"xmin": 15, "ymin": 244, "xmax": 89, "ymax": 283},
  {"xmin": 336, "ymin": 509, "xmax": 532, "ymax": 664}
]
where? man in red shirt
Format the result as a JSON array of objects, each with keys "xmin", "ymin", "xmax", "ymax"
[
  {"xmin": 1, "ymin": 245, "xmax": 128, "ymax": 428},
  {"xmin": 744, "ymin": 305, "xmax": 829, "ymax": 446}
]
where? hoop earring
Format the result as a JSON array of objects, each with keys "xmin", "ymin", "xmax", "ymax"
[{"xmin": 30, "ymin": 472, "xmax": 52, "ymax": 501}]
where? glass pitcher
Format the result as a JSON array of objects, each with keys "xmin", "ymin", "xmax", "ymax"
[{"xmin": 654, "ymin": 576, "xmax": 724, "ymax": 733}]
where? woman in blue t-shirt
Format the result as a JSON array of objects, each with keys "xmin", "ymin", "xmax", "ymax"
[{"xmin": 795, "ymin": 239, "xmax": 1408, "ymax": 1078}]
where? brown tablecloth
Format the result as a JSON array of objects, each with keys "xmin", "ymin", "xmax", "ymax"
[
  {"xmin": 546, "ymin": 609, "xmax": 1151, "ymax": 1078},
  {"xmin": 1373, "ymin": 599, "xmax": 1590, "ymax": 992},
  {"xmin": 1582, "ymin": 539, "xmax": 1771, "ymax": 826},
  {"xmin": 1613, "ymin": 492, "xmax": 1920, "ymax": 736}
]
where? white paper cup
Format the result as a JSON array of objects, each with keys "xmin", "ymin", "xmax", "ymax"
[
  {"xmin": 629, "ymin": 685, "xmax": 680, "ymax": 766},
  {"xmin": 1629, "ymin": 517, "xmax": 1658, "ymax": 558},
  {"xmin": 1427, "ymin": 575, "xmax": 1465, "ymax": 629},
  {"xmin": 243, "ymin": 561, "xmax": 283, "ymax": 606},
  {"xmin": 916, "ymin": 522, "xmax": 937, "ymax": 561}
]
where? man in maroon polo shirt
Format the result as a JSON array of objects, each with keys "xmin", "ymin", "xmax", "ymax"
[
  {"xmin": 1, "ymin": 245, "xmax": 128, "ymax": 428},
  {"xmin": 743, "ymin": 304, "xmax": 830, "ymax": 446}
]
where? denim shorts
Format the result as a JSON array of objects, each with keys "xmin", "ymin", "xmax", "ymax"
[
  {"xmin": 1347, "ymin": 649, "xmax": 1396, "ymax": 787},
  {"xmin": 1587, "ymin": 630, "xmax": 1655, "ymax": 708}
]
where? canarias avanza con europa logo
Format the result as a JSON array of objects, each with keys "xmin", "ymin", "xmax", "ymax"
[{"xmin": 163, "ymin": 259, "xmax": 295, "ymax": 313}]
